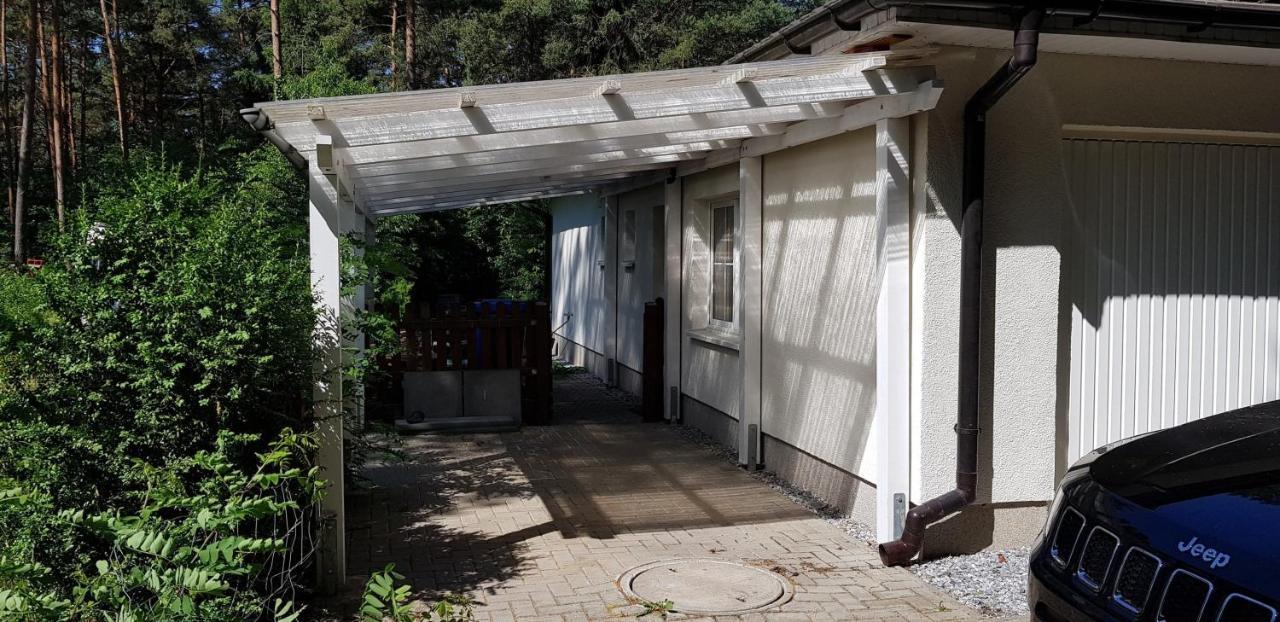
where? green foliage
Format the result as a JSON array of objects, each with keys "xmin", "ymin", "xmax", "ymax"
[
  {"xmin": 637, "ymin": 598, "xmax": 676, "ymax": 618},
  {"xmin": 359, "ymin": 565, "xmax": 476, "ymax": 622},
  {"xmin": 0, "ymin": 430, "xmax": 320, "ymax": 621},
  {"xmin": 0, "ymin": 151, "xmax": 318, "ymax": 617}
]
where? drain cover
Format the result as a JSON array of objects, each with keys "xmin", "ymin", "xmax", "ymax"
[{"xmin": 617, "ymin": 558, "xmax": 794, "ymax": 615}]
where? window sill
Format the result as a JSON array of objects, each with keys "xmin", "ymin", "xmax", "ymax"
[{"xmin": 687, "ymin": 327, "xmax": 741, "ymax": 351}]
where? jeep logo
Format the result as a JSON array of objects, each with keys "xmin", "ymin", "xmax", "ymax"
[{"xmin": 1177, "ymin": 536, "xmax": 1231, "ymax": 570}]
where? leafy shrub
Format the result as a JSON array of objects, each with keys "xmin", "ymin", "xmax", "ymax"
[
  {"xmin": 0, "ymin": 151, "xmax": 319, "ymax": 615},
  {"xmin": 0, "ymin": 430, "xmax": 319, "ymax": 621},
  {"xmin": 359, "ymin": 565, "xmax": 475, "ymax": 622}
]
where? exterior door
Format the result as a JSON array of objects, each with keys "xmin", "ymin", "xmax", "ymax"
[{"xmin": 1064, "ymin": 138, "xmax": 1280, "ymax": 462}]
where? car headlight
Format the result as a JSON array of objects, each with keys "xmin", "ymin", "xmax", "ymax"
[{"xmin": 1040, "ymin": 467, "xmax": 1090, "ymax": 539}]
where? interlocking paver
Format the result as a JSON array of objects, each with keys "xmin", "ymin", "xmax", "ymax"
[{"xmin": 346, "ymin": 372, "xmax": 985, "ymax": 621}]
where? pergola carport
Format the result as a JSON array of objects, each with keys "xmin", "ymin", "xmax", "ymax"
[{"xmin": 241, "ymin": 49, "xmax": 942, "ymax": 589}]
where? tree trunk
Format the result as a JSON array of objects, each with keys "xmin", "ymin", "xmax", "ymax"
[
  {"xmin": 386, "ymin": 0, "xmax": 396, "ymax": 90},
  {"xmin": 268, "ymin": 0, "xmax": 281, "ymax": 81},
  {"xmin": 14, "ymin": 0, "xmax": 36, "ymax": 264},
  {"xmin": 2, "ymin": 0, "xmax": 12, "ymax": 225},
  {"xmin": 62, "ymin": 31, "xmax": 74, "ymax": 172},
  {"xmin": 99, "ymin": 0, "xmax": 126, "ymax": 161},
  {"xmin": 47, "ymin": 0, "xmax": 64, "ymax": 228},
  {"xmin": 404, "ymin": 0, "xmax": 414, "ymax": 89}
]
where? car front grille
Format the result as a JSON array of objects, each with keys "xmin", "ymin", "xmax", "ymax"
[
  {"xmin": 1113, "ymin": 548, "xmax": 1161, "ymax": 613},
  {"xmin": 1076, "ymin": 527, "xmax": 1119, "ymax": 590},
  {"xmin": 1218, "ymin": 594, "xmax": 1278, "ymax": 622},
  {"xmin": 1044, "ymin": 505, "xmax": 1276, "ymax": 621},
  {"xmin": 1050, "ymin": 507, "xmax": 1085, "ymax": 567},
  {"xmin": 1158, "ymin": 569, "xmax": 1212, "ymax": 622}
]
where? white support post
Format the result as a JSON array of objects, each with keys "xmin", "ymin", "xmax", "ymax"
[
  {"xmin": 308, "ymin": 162, "xmax": 347, "ymax": 592},
  {"xmin": 663, "ymin": 178, "xmax": 683, "ymax": 422},
  {"xmin": 346, "ymin": 203, "xmax": 368, "ymax": 431},
  {"xmin": 738, "ymin": 156, "xmax": 763, "ymax": 469},
  {"xmin": 875, "ymin": 117, "xmax": 912, "ymax": 543},
  {"xmin": 603, "ymin": 195, "xmax": 619, "ymax": 386}
]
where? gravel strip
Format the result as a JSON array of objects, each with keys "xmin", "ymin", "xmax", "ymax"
[
  {"xmin": 912, "ymin": 548, "xmax": 1030, "ymax": 616},
  {"xmin": 670, "ymin": 423, "xmax": 1029, "ymax": 617}
]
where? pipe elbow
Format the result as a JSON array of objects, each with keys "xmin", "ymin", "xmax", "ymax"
[{"xmin": 879, "ymin": 538, "xmax": 920, "ymax": 567}]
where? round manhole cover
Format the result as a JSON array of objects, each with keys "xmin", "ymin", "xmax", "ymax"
[{"xmin": 617, "ymin": 558, "xmax": 794, "ymax": 615}]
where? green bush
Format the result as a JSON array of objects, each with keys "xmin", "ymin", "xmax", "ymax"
[
  {"xmin": 0, "ymin": 150, "xmax": 319, "ymax": 617},
  {"xmin": 0, "ymin": 430, "xmax": 320, "ymax": 621}
]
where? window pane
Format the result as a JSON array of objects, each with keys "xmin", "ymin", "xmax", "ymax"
[
  {"xmin": 711, "ymin": 203, "xmax": 735, "ymax": 323},
  {"xmin": 713, "ymin": 265, "xmax": 733, "ymax": 322}
]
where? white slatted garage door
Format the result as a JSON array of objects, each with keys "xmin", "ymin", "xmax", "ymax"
[{"xmin": 1065, "ymin": 138, "xmax": 1280, "ymax": 462}]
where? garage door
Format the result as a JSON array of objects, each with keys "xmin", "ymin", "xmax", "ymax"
[{"xmin": 1064, "ymin": 138, "xmax": 1280, "ymax": 462}]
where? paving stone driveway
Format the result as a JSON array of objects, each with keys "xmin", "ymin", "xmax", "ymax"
[{"xmin": 347, "ymin": 372, "xmax": 984, "ymax": 621}]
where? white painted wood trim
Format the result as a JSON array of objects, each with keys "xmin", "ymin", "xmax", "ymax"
[
  {"xmin": 674, "ymin": 80, "xmax": 942, "ymax": 179},
  {"xmin": 330, "ymin": 103, "xmax": 848, "ymax": 167},
  {"xmin": 741, "ymin": 80, "xmax": 943, "ymax": 159},
  {"xmin": 308, "ymin": 163, "xmax": 347, "ymax": 592},
  {"xmin": 908, "ymin": 114, "xmax": 929, "ymax": 504},
  {"xmin": 738, "ymin": 157, "xmax": 764, "ymax": 469},
  {"xmin": 874, "ymin": 117, "xmax": 912, "ymax": 543},
  {"xmin": 664, "ymin": 179, "xmax": 683, "ymax": 422},
  {"xmin": 604, "ymin": 195, "xmax": 619, "ymax": 386}
]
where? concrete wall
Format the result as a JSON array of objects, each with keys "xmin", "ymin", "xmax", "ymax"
[
  {"xmin": 681, "ymin": 165, "xmax": 743, "ymax": 418},
  {"xmin": 916, "ymin": 48, "xmax": 1280, "ymax": 548},
  {"xmin": 550, "ymin": 194, "xmax": 607, "ymax": 375},
  {"xmin": 761, "ymin": 129, "xmax": 881, "ymax": 482}
]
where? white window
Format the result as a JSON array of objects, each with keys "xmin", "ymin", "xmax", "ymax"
[{"xmin": 709, "ymin": 199, "xmax": 737, "ymax": 327}]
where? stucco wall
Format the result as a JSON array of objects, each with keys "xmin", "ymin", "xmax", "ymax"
[
  {"xmin": 550, "ymin": 195, "xmax": 606, "ymax": 361},
  {"xmin": 682, "ymin": 165, "xmax": 742, "ymax": 419},
  {"xmin": 616, "ymin": 184, "xmax": 665, "ymax": 374},
  {"xmin": 918, "ymin": 48, "xmax": 1280, "ymax": 507},
  {"xmin": 761, "ymin": 129, "xmax": 881, "ymax": 481}
]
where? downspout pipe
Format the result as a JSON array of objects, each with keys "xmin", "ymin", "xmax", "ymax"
[
  {"xmin": 240, "ymin": 107, "xmax": 307, "ymax": 171},
  {"xmin": 879, "ymin": 7, "xmax": 1043, "ymax": 567}
]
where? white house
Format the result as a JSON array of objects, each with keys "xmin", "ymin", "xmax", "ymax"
[
  {"xmin": 244, "ymin": 0, "xmax": 1280, "ymax": 586},
  {"xmin": 546, "ymin": 0, "xmax": 1280, "ymax": 562}
]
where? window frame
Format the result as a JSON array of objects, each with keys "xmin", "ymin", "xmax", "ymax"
[{"xmin": 707, "ymin": 198, "xmax": 739, "ymax": 332}]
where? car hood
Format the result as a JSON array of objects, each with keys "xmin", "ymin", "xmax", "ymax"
[
  {"xmin": 1090, "ymin": 401, "xmax": 1280, "ymax": 509},
  {"xmin": 1086, "ymin": 401, "xmax": 1280, "ymax": 586}
]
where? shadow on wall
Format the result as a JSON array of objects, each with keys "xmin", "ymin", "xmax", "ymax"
[
  {"xmin": 551, "ymin": 201, "xmax": 607, "ymax": 355},
  {"xmin": 1055, "ymin": 140, "xmax": 1280, "ymax": 467},
  {"xmin": 918, "ymin": 49, "xmax": 1280, "ymax": 552},
  {"xmin": 759, "ymin": 130, "xmax": 880, "ymax": 501}
]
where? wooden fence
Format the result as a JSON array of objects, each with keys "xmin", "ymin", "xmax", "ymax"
[{"xmin": 395, "ymin": 301, "xmax": 553, "ymax": 425}]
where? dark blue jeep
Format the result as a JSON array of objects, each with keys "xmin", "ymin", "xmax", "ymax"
[{"xmin": 1029, "ymin": 401, "xmax": 1280, "ymax": 621}]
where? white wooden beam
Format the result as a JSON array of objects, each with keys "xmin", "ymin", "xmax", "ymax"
[
  {"xmin": 875, "ymin": 116, "xmax": 912, "ymax": 543},
  {"xmin": 258, "ymin": 52, "xmax": 911, "ymax": 125},
  {"xmin": 353, "ymin": 138, "xmax": 740, "ymax": 180},
  {"xmin": 358, "ymin": 151, "xmax": 701, "ymax": 198},
  {"xmin": 368, "ymin": 184, "xmax": 601, "ymax": 215},
  {"xmin": 326, "ymin": 104, "xmax": 846, "ymax": 167},
  {"xmin": 270, "ymin": 57, "xmax": 898, "ymax": 152},
  {"xmin": 366, "ymin": 170, "xmax": 645, "ymax": 207},
  {"xmin": 349, "ymin": 128, "xmax": 772, "ymax": 178},
  {"xmin": 315, "ymin": 134, "xmax": 335, "ymax": 174},
  {"xmin": 738, "ymin": 156, "xmax": 763, "ymax": 469},
  {"xmin": 596, "ymin": 79, "xmax": 622, "ymax": 96},
  {"xmin": 675, "ymin": 146, "xmax": 741, "ymax": 177},
  {"xmin": 742, "ymin": 80, "xmax": 942, "ymax": 159}
]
